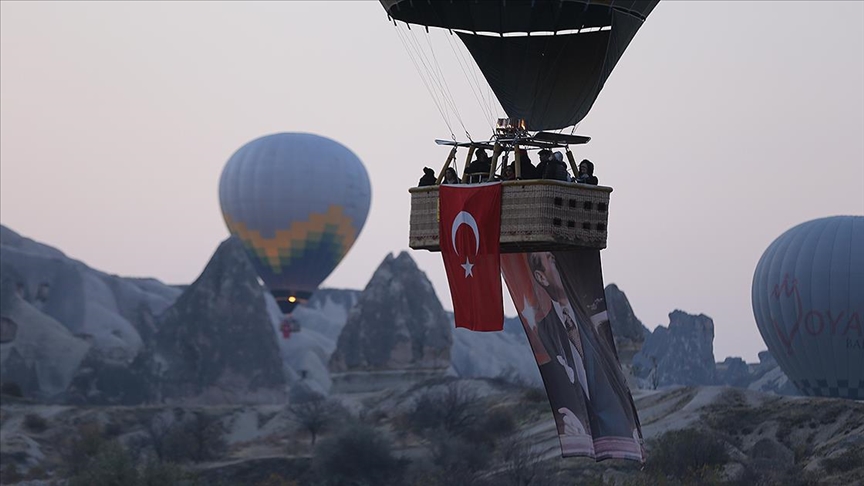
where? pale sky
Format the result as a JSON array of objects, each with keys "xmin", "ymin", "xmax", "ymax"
[{"xmin": 2, "ymin": 1, "xmax": 862, "ymax": 362}]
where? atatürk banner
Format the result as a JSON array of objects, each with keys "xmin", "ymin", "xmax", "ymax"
[{"xmin": 501, "ymin": 250, "xmax": 643, "ymax": 461}]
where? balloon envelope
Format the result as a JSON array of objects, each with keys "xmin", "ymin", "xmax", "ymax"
[
  {"xmin": 751, "ymin": 216, "xmax": 864, "ymax": 399},
  {"xmin": 218, "ymin": 133, "xmax": 372, "ymax": 313},
  {"xmin": 381, "ymin": 0, "xmax": 658, "ymax": 130}
]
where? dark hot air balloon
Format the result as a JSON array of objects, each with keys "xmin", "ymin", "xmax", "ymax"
[
  {"xmin": 381, "ymin": 0, "xmax": 658, "ymax": 131},
  {"xmin": 219, "ymin": 133, "xmax": 372, "ymax": 317},
  {"xmin": 752, "ymin": 216, "xmax": 864, "ymax": 399}
]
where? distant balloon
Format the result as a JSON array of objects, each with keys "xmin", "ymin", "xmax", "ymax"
[
  {"xmin": 218, "ymin": 133, "xmax": 372, "ymax": 314},
  {"xmin": 751, "ymin": 216, "xmax": 863, "ymax": 399}
]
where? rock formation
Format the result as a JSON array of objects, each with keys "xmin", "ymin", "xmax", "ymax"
[
  {"xmin": 0, "ymin": 225, "xmax": 179, "ymax": 364},
  {"xmin": 632, "ymin": 310, "xmax": 717, "ymax": 387},
  {"xmin": 716, "ymin": 356, "xmax": 752, "ymax": 388},
  {"xmin": 152, "ymin": 237, "xmax": 286, "ymax": 404},
  {"xmin": 746, "ymin": 350, "xmax": 800, "ymax": 396},
  {"xmin": 329, "ymin": 252, "xmax": 451, "ymax": 391},
  {"xmin": 604, "ymin": 283, "xmax": 650, "ymax": 365},
  {"xmin": 0, "ymin": 292, "xmax": 91, "ymax": 400}
]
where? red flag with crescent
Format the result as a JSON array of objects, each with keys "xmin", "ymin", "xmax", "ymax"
[{"xmin": 439, "ymin": 182, "xmax": 503, "ymax": 331}]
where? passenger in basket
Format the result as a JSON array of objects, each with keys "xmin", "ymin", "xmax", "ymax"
[
  {"xmin": 442, "ymin": 167, "xmax": 461, "ymax": 184},
  {"xmin": 465, "ymin": 149, "xmax": 492, "ymax": 183},
  {"xmin": 575, "ymin": 159, "xmax": 599, "ymax": 185},
  {"xmin": 517, "ymin": 148, "xmax": 538, "ymax": 179},
  {"xmin": 503, "ymin": 164, "xmax": 516, "ymax": 181},
  {"xmin": 536, "ymin": 149, "xmax": 553, "ymax": 179},
  {"xmin": 418, "ymin": 167, "xmax": 437, "ymax": 187},
  {"xmin": 545, "ymin": 152, "xmax": 570, "ymax": 181}
]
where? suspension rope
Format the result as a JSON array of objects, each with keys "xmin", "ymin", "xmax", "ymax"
[
  {"xmin": 393, "ymin": 21, "xmax": 501, "ymax": 144},
  {"xmin": 401, "ymin": 25, "xmax": 457, "ymax": 135},
  {"xmin": 416, "ymin": 28, "xmax": 470, "ymax": 138},
  {"xmin": 393, "ymin": 23, "xmax": 455, "ymax": 138},
  {"xmin": 445, "ymin": 31, "xmax": 496, "ymax": 132},
  {"xmin": 404, "ymin": 27, "xmax": 460, "ymax": 126},
  {"xmin": 404, "ymin": 26, "xmax": 456, "ymax": 127}
]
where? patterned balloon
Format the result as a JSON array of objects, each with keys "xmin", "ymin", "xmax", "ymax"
[
  {"xmin": 219, "ymin": 133, "xmax": 371, "ymax": 313},
  {"xmin": 751, "ymin": 216, "xmax": 864, "ymax": 399}
]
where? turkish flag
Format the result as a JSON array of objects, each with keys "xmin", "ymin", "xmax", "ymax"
[{"xmin": 439, "ymin": 182, "xmax": 503, "ymax": 331}]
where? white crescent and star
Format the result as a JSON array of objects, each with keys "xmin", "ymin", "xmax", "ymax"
[{"xmin": 451, "ymin": 211, "xmax": 480, "ymax": 278}]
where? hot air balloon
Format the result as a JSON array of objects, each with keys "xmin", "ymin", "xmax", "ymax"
[
  {"xmin": 380, "ymin": 0, "xmax": 659, "ymax": 253},
  {"xmin": 382, "ymin": 0, "xmax": 658, "ymax": 131},
  {"xmin": 752, "ymin": 216, "xmax": 864, "ymax": 400},
  {"xmin": 387, "ymin": 0, "xmax": 659, "ymax": 253},
  {"xmin": 218, "ymin": 133, "xmax": 372, "ymax": 321}
]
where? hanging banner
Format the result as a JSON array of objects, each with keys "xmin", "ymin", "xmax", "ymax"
[{"xmin": 501, "ymin": 250, "xmax": 643, "ymax": 461}]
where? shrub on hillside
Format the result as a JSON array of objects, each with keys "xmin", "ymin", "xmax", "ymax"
[
  {"xmin": 162, "ymin": 412, "xmax": 227, "ymax": 463},
  {"xmin": 288, "ymin": 393, "xmax": 347, "ymax": 446},
  {"xmin": 462, "ymin": 406, "xmax": 517, "ymax": 446},
  {"xmin": 312, "ymin": 424, "xmax": 404, "ymax": 486},
  {"xmin": 23, "ymin": 413, "xmax": 47, "ymax": 432},
  {"xmin": 494, "ymin": 436, "xmax": 557, "ymax": 486},
  {"xmin": 429, "ymin": 431, "xmax": 492, "ymax": 478},
  {"xmin": 402, "ymin": 381, "xmax": 480, "ymax": 437},
  {"xmin": 646, "ymin": 428, "xmax": 729, "ymax": 480},
  {"xmin": 0, "ymin": 382, "xmax": 23, "ymax": 397},
  {"xmin": 62, "ymin": 422, "xmax": 108, "ymax": 477},
  {"xmin": 68, "ymin": 440, "xmax": 187, "ymax": 486},
  {"xmin": 1, "ymin": 463, "xmax": 22, "ymax": 484},
  {"xmin": 69, "ymin": 441, "xmax": 138, "ymax": 486}
]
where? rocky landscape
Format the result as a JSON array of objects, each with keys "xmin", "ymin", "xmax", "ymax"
[
  {"xmin": 2, "ymin": 382, "xmax": 862, "ymax": 485},
  {"xmin": 2, "ymin": 224, "xmax": 861, "ymax": 485}
]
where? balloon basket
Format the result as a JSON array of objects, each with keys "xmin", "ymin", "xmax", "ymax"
[{"xmin": 409, "ymin": 180, "xmax": 611, "ymax": 253}]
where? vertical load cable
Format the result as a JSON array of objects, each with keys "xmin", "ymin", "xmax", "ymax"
[
  {"xmin": 393, "ymin": 22, "xmax": 455, "ymax": 140},
  {"xmin": 445, "ymin": 30, "xmax": 498, "ymax": 134},
  {"xmin": 414, "ymin": 27, "xmax": 470, "ymax": 141}
]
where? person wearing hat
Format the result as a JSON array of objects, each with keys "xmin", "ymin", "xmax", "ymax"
[
  {"xmin": 546, "ymin": 152, "xmax": 569, "ymax": 181},
  {"xmin": 418, "ymin": 167, "xmax": 437, "ymax": 186},
  {"xmin": 465, "ymin": 149, "xmax": 492, "ymax": 183}
]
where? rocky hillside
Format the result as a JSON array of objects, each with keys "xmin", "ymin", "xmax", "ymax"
[
  {"xmin": 0, "ymin": 226, "xmax": 179, "ymax": 360},
  {"xmin": 1, "ymin": 225, "xmax": 799, "ymax": 407},
  {"xmin": 0, "ymin": 225, "xmax": 180, "ymax": 402},
  {"xmin": 1, "ymin": 382, "xmax": 861, "ymax": 485}
]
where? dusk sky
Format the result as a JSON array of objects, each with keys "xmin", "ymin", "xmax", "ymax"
[{"xmin": 2, "ymin": 1, "xmax": 862, "ymax": 362}]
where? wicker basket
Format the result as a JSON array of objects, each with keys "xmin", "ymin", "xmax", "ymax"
[{"xmin": 409, "ymin": 180, "xmax": 611, "ymax": 253}]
